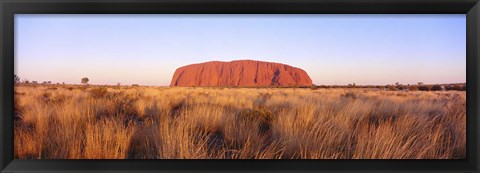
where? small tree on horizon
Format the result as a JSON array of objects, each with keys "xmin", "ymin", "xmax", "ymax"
[
  {"xmin": 81, "ymin": 77, "xmax": 89, "ymax": 85},
  {"xmin": 14, "ymin": 74, "xmax": 20, "ymax": 84}
]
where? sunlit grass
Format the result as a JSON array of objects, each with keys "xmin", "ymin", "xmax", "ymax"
[{"xmin": 14, "ymin": 85, "xmax": 466, "ymax": 159}]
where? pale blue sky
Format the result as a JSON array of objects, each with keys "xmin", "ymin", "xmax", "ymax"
[{"xmin": 15, "ymin": 14, "xmax": 466, "ymax": 86}]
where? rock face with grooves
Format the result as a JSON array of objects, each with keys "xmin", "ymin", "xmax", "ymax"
[{"xmin": 170, "ymin": 60, "xmax": 312, "ymax": 87}]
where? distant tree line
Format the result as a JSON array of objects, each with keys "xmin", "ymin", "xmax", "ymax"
[
  {"xmin": 13, "ymin": 74, "xmax": 466, "ymax": 92},
  {"xmin": 310, "ymin": 82, "xmax": 466, "ymax": 91},
  {"xmin": 15, "ymin": 74, "xmax": 93, "ymax": 86}
]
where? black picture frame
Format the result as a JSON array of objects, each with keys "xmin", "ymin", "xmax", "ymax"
[{"xmin": 1, "ymin": 0, "xmax": 479, "ymax": 172}]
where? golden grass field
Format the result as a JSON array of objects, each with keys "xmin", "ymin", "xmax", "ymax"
[{"xmin": 14, "ymin": 85, "xmax": 466, "ymax": 159}]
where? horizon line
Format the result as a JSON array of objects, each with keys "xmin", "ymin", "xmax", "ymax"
[{"xmin": 15, "ymin": 81, "xmax": 467, "ymax": 87}]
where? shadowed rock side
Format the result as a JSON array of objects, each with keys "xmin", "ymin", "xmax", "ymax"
[{"xmin": 170, "ymin": 60, "xmax": 313, "ymax": 87}]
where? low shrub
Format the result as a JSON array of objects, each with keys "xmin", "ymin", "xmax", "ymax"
[
  {"xmin": 431, "ymin": 85, "xmax": 443, "ymax": 91},
  {"xmin": 446, "ymin": 84, "xmax": 465, "ymax": 91},
  {"xmin": 341, "ymin": 91, "xmax": 357, "ymax": 99},
  {"xmin": 388, "ymin": 85, "xmax": 398, "ymax": 91},
  {"xmin": 418, "ymin": 85, "xmax": 431, "ymax": 91},
  {"xmin": 237, "ymin": 108, "xmax": 274, "ymax": 123},
  {"xmin": 409, "ymin": 85, "xmax": 418, "ymax": 91},
  {"xmin": 89, "ymin": 87, "xmax": 109, "ymax": 98}
]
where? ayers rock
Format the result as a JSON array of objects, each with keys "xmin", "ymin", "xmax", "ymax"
[{"xmin": 170, "ymin": 60, "xmax": 312, "ymax": 87}]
